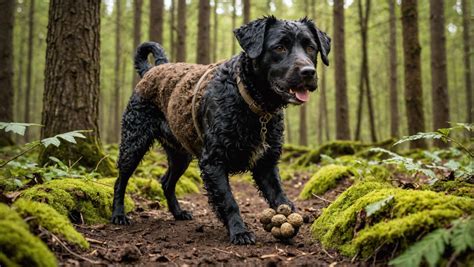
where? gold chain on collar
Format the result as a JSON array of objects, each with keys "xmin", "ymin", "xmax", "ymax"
[{"xmin": 235, "ymin": 71, "xmax": 274, "ymax": 151}]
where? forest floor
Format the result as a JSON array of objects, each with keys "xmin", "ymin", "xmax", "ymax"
[{"xmin": 53, "ymin": 174, "xmax": 352, "ymax": 266}]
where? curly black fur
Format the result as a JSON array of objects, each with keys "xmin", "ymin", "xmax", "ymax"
[{"xmin": 112, "ymin": 16, "xmax": 330, "ymax": 245}]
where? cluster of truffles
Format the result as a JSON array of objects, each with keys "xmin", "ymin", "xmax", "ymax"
[{"xmin": 259, "ymin": 204, "xmax": 304, "ymax": 240}]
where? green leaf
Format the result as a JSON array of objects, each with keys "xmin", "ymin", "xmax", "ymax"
[
  {"xmin": 0, "ymin": 122, "xmax": 42, "ymax": 136},
  {"xmin": 389, "ymin": 229, "xmax": 449, "ymax": 267},
  {"xmin": 365, "ymin": 195, "xmax": 394, "ymax": 217},
  {"xmin": 41, "ymin": 137, "xmax": 61, "ymax": 148},
  {"xmin": 393, "ymin": 132, "xmax": 445, "ymax": 147},
  {"xmin": 450, "ymin": 218, "xmax": 474, "ymax": 254}
]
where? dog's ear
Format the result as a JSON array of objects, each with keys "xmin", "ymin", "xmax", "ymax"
[
  {"xmin": 301, "ymin": 18, "xmax": 331, "ymax": 66},
  {"xmin": 233, "ymin": 16, "xmax": 276, "ymax": 59}
]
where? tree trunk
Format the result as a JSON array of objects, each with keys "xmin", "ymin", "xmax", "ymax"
[
  {"xmin": 40, "ymin": 0, "xmax": 115, "ymax": 175},
  {"xmin": 285, "ymin": 110, "xmax": 292, "ymax": 144},
  {"xmin": 429, "ymin": 0, "xmax": 450, "ymax": 147},
  {"xmin": 389, "ymin": 0, "xmax": 399, "ymax": 137},
  {"xmin": 212, "ymin": 0, "xmax": 218, "ymax": 62},
  {"xmin": 132, "ymin": 0, "xmax": 143, "ymax": 87},
  {"xmin": 24, "ymin": 0, "xmax": 35, "ymax": 142},
  {"xmin": 197, "ymin": 0, "xmax": 210, "ymax": 64},
  {"xmin": 176, "ymin": 0, "xmax": 187, "ymax": 62},
  {"xmin": 15, "ymin": 11, "xmax": 27, "ymax": 144},
  {"xmin": 0, "ymin": 0, "xmax": 15, "ymax": 146},
  {"xmin": 149, "ymin": 0, "xmax": 164, "ymax": 43},
  {"xmin": 231, "ymin": 0, "xmax": 236, "ymax": 56},
  {"xmin": 461, "ymin": 0, "xmax": 472, "ymax": 123},
  {"xmin": 299, "ymin": 105, "xmax": 308, "ymax": 146},
  {"xmin": 319, "ymin": 65, "xmax": 330, "ymax": 143},
  {"xmin": 333, "ymin": 0, "xmax": 351, "ymax": 140},
  {"xmin": 169, "ymin": 0, "xmax": 176, "ymax": 61},
  {"xmin": 401, "ymin": 0, "xmax": 427, "ymax": 149},
  {"xmin": 243, "ymin": 0, "xmax": 250, "ymax": 24},
  {"xmin": 112, "ymin": 0, "xmax": 122, "ymax": 143}
]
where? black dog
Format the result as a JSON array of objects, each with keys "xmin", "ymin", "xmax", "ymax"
[{"xmin": 111, "ymin": 16, "xmax": 330, "ymax": 245}]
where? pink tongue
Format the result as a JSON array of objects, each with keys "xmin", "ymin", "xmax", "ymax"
[{"xmin": 295, "ymin": 90, "xmax": 310, "ymax": 102}]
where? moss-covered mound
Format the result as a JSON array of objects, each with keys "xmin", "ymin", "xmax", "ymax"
[
  {"xmin": 13, "ymin": 199, "xmax": 89, "ymax": 249},
  {"xmin": 299, "ymin": 165, "xmax": 354, "ymax": 199},
  {"xmin": 427, "ymin": 179, "xmax": 474, "ymax": 198},
  {"xmin": 20, "ymin": 178, "xmax": 134, "ymax": 224},
  {"xmin": 292, "ymin": 141, "xmax": 365, "ymax": 167},
  {"xmin": 0, "ymin": 203, "xmax": 57, "ymax": 267},
  {"xmin": 311, "ymin": 182, "xmax": 474, "ymax": 259}
]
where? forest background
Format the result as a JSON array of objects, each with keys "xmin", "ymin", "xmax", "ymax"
[{"xmin": 5, "ymin": 0, "xmax": 474, "ymax": 147}]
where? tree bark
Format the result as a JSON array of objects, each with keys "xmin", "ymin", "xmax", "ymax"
[
  {"xmin": 333, "ymin": 0, "xmax": 351, "ymax": 140},
  {"xmin": 461, "ymin": 0, "xmax": 472, "ymax": 123},
  {"xmin": 40, "ymin": 0, "xmax": 115, "ymax": 175},
  {"xmin": 429, "ymin": 0, "xmax": 450, "ymax": 147},
  {"xmin": 132, "ymin": 0, "xmax": 143, "ymax": 87},
  {"xmin": 15, "ymin": 9, "xmax": 27, "ymax": 144},
  {"xmin": 0, "ymin": 0, "xmax": 15, "ymax": 146},
  {"xmin": 243, "ymin": 0, "xmax": 250, "ymax": 24},
  {"xmin": 176, "ymin": 0, "xmax": 187, "ymax": 62},
  {"xmin": 149, "ymin": 0, "xmax": 164, "ymax": 43},
  {"xmin": 169, "ymin": 0, "xmax": 176, "ymax": 61},
  {"xmin": 231, "ymin": 0, "xmax": 236, "ymax": 56},
  {"xmin": 197, "ymin": 0, "xmax": 210, "ymax": 64},
  {"xmin": 212, "ymin": 0, "xmax": 218, "ymax": 62},
  {"xmin": 24, "ymin": 0, "xmax": 35, "ymax": 142},
  {"xmin": 112, "ymin": 0, "xmax": 122, "ymax": 143},
  {"xmin": 401, "ymin": 0, "xmax": 427, "ymax": 149},
  {"xmin": 299, "ymin": 0, "xmax": 308, "ymax": 146},
  {"xmin": 285, "ymin": 110, "xmax": 292, "ymax": 144},
  {"xmin": 389, "ymin": 0, "xmax": 399, "ymax": 137}
]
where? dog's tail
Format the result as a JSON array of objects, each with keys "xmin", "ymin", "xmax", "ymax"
[{"xmin": 134, "ymin": 42, "xmax": 169, "ymax": 78}]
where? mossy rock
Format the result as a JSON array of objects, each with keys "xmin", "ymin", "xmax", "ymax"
[
  {"xmin": 101, "ymin": 177, "xmax": 165, "ymax": 201},
  {"xmin": 39, "ymin": 136, "xmax": 116, "ymax": 176},
  {"xmin": 427, "ymin": 179, "xmax": 474, "ymax": 198},
  {"xmin": 20, "ymin": 178, "xmax": 134, "ymax": 224},
  {"xmin": 13, "ymin": 199, "xmax": 89, "ymax": 249},
  {"xmin": 311, "ymin": 182, "xmax": 474, "ymax": 258},
  {"xmin": 0, "ymin": 203, "xmax": 57, "ymax": 267},
  {"xmin": 299, "ymin": 165, "xmax": 355, "ymax": 199}
]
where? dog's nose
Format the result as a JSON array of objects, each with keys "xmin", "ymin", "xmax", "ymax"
[{"xmin": 300, "ymin": 66, "xmax": 316, "ymax": 78}]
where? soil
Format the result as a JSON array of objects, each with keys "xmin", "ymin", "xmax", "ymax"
[{"xmin": 52, "ymin": 173, "xmax": 358, "ymax": 266}]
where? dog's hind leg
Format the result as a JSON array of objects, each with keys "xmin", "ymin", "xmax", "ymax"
[
  {"xmin": 160, "ymin": 145, "xmax": 193, "ymax": 220},
  {"xmin": 111, "ymin": 93, "xmax": 160, "ymax": 225}
]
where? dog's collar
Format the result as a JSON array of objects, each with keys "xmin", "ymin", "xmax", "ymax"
[{"xmin": 235, "ymin": 73, "xmax": 271, "ymax": 118}]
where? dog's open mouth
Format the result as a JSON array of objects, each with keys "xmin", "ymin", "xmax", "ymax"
[
  {"xmin": 273, "ymin": 83, "xmax": 313, "ymax": 105},
  {"xmin": 289, "ymin": 88, "xmax": 310, "ymax": 103}
]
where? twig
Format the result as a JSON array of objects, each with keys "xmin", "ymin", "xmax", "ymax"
[
  {"xmin": 92, "ymin": 154, "xmax": 110, "ymax": 174},
  {"xmin": 311, "ymin": 193, "xmax": 332, "ymax": 203},
  {"xmin": 0, "ymin": 143, "xmax": 40, "ymax": 168},
  {"xmin": 212, "ymin": 247, "xmax": 243, "ymax": 258},
  {"xmin": 85, "ymin": 237, "xmax": 106, "ymax": 245},
  {"xmin": 50, "ymin": 232, "xmax": 103, "ymax": 265},
  {"xmin": 321, "ymin": 248, "xmax": 334, "ymax": 259}
]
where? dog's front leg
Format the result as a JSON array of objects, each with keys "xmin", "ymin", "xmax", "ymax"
[
  {"xmin": 199, "ymin": 159, "xmax": 256, "ymax": 245},
  {"xmin": 252, "ymin": 160, "xmax": 295, "ymax": 211}
]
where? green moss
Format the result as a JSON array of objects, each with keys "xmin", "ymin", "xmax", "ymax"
[
  {"xmin": 101, "ymin": 177, "xmax": 165, "ymax": 201},
  {"xmin": 311, "ymin": 182, "xmax": 474, "ymax": 258},
  {"xmin": 20, "ymin": 178, "xmax": 134, "ymax": 224},
  {"xmin": 175, "ymin": 176, "xmax": 200, "ymax": 196},
  {"xmin": 39, "ymin": 136, "xmax": 116, "ymax": 176},
  {"xmin": 427, "ymin": 179, "xmax": 474, "ymax": 198},
  {"xmin": 299, "ymin": 165, "xmax": 355, "ymax": 199},
  {"xmin": 13, "ymin": 199, "xmax": 88, "ymax": 249},
  {"xmin": 0, "ymin": 204, "xmax": 57, "ymax": 267}
]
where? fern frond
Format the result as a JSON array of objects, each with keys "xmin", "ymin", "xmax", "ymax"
[
  {"xmin": 389, "ymin": 228, "xmax": 449, "ymax": 267},
  {"xmin": 450, "ymin": 217, "xmax": 474, "ymax": 254}
]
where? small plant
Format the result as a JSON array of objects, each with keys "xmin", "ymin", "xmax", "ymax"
[
  {"xmin": 0, "ymin": 122, "xmax": 89, "ymax": 168},
  {"xmin": 389, "ymin": 216, "xmax": 474, "ymax": 267}
]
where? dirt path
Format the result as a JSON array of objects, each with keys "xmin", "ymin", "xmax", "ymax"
[{"xmin": 55, "ymin": 176, "xmax": 353, "ymax": 266}]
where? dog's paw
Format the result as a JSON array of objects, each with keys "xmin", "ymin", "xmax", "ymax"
[
  {"xmin": 230, "ymin": 231, "xmax": 256, "ymax": 245},
  {"xmin": 111, "ymin": 214, "xmax": 131, "ymax": 225},
  {"xmin": 173, "ymin": 210, "xmax": 193, "ymax": 220}
]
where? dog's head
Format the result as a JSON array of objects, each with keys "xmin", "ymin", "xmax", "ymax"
[{"xmin": 234, "ymin": 16, "xmax": 331, "ymax": 105}]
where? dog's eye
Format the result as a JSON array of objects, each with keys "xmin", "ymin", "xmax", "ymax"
[
  {"xmin": 306, "ymin": 46, "xmax": 316, "ymax": 53},
  {"xmin": 274, "ymin": 45, "xmax": 287, "ymax": 53}
]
